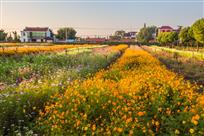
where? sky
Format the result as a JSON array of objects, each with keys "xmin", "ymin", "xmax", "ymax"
[{"xmin": 0, "ymin": 0, "xmax": 204, "ymax": 37}]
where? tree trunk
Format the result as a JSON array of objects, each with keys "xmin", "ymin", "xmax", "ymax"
[{"xmin": 197, "ymin": 42, "xmax": 199, "ymax": 52}]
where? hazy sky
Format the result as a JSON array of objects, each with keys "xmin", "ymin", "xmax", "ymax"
[{"xmin": 1, "ymin": 0, "xmax": 204, "ymax": 36}]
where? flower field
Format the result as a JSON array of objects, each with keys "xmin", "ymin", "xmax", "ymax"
[
  {"xmin": 37, "ymin": 46, "xmax": 204, "ymax": 135},
  {"xmin": 143, "ymin": 45, "xmax": 204, "ymax": 87},
  {"xmin": 0, "ymin": 44, "xmax": 98, "ymax": 55},
  {"xmin": 0, "ymin": 44, "xmax": 128, "ymax": 135}
]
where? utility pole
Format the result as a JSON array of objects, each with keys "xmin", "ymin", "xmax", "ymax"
[{"xmin": 65, "ymin": 28, "xmax": 67, "ymax": 42}]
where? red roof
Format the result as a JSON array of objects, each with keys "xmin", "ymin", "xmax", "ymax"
[
  {"xmin": 159, "ymin": 26, "xmax": 173, "ymax": 30},
  {"xmin": 24, "ymin": 27, "xmax": 49, "ymax": 32}
]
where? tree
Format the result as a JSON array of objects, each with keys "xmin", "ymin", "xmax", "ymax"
[
  {"xmin": 179, "ymin": 27, "xmax": 190, "ymax": 44},
  {"xmin": 109, "ymin": 35, "xmax": 121, "ymax": 40},
  {"xmin": 157, "ymin": 32, "xmax": 178, "ymax": 47},
  {"xmin": 157, "ymin": 32, "xmax": 169, "ymax": 45},
  {"xmin": 191, "ymin": 18, "xmax": 204, "ymax": 51},
  {"xmin": 114, "ymin": 30, "xmax": 126, "ymax": 39},
  {"xmin": 192, "ymin": 18, "xmax": 204, "ymax": 44},
  {"xmin": 179, "ymin": 27, "xmax": 195, "ymax": 48},
  {"xmin": 167, "ymin": 32, "xmax": 178, "ymax": 46},
  {"xmin": 13, "ymin": 31, "xmax": 20, "ymax": 42},
  {"xmin": 0, "ymin": 29, "xmax": 7, "ymax": 41},
  {"xmin": 56, "ymin": 27, "xmax": 77, "ymax": 40},
  {"xmin": 137, "ymin": 26, "xmax": 157, "ymax": 43},
  {"xmin": 7, "ymin": 33, "xmax": 13, "ymax": 42}
]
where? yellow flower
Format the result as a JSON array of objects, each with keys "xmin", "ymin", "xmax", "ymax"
[
  {"xmin": 92, "ymin": 124, "xmax": 96, "ymax": 131},
  {"xmin": 84, "ymin": 126, "xmax": 88, "ymax": 131},
  {"xmin": 155, "ymin": 121, "xmax": 160, "ymax": 126},
  {"xmin": 117, "ymin": 128, "xmax": 123, "ymax": 133},
  {"xmin": 189, "ymin": 128, "xmax": 195, "ymax": 134},
  {"xmin": 137, "ymin": 111, "xmax": 145, "ymax": 117},
  {"xmin": 175, "ymin": 129, "xmax": 180, "ymax": 135},
  {"xmin": 129, "ymin": 130, "xmax": 134, "ymax": 135},
  {"xmin": 76, "ymin": 120, "xmax": 81, "ymax": 127}
]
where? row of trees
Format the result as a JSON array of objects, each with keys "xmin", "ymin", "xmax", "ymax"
[
  {"xmin": 136, "ymin": 18, "xmax": 204, "ymax": 50},
  {"xmin": 157, "ymin": 31, "xmax": 178, "ymax": 46},
  {"xmin": 0, "ymin": 27, "xmax": 77, "ymax": 42},
  {"xmin": 56, "ymin": 27, "xmax": 77, "ymax": 40},
  {"xmin": 0, "ymin": 30, "xmax": 20, "ymax": 42},
  {"xmin": 157, "ymin": 18, "xmax": 204, "ymax": 50}
]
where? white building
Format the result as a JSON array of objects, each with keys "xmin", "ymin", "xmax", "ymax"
[{"xmin": 20, "ymin": 27, "xmax": 54, "ymax": 42}]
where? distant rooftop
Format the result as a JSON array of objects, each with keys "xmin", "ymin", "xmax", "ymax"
[
  {"xmin": 24, "ymin": 27, "xmax": 49, "ymax": 32},
  {"xmin": 159, "ymin": 26, "xmax": 173, "ymax": 29}
]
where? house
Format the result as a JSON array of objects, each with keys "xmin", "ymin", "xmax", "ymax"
[
  {"xmin": 124, "ymin": 32, "xmax": 137, "ymax": 39},
  {"xmin": 158, "ymin": 26, "xmax": 181, "ymax": 33},
  {"xmin": 158, "ymin": 26, "xmax": 174, "ymax": 33},
  {"xmin": 20, "ymin": 27, "xmax": 54, "ymax": 42}
]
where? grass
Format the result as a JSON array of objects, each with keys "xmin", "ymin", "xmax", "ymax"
[
  {"xmin": 151, "ymin": 46, "xmax": 204, "ymax": 61},
  {"xmin": 0, "ymin": 44, "xmax": 128, "ymax": 135}
]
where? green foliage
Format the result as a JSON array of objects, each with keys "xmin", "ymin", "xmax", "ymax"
[
  {"xmin": 137, "ymin": 26, "xmax": 157, "ymax": 43},
  {"xmin": 13, "ymin": 31, "xmax": 20, "ymax": 42},
  {"xmin": 157, "ymin": 32, "xmax": 169, "ymax": 44},
  {"xmin": 157, "ymin": 32, "xmax": 178, "ymax": 45},
  {"xmin": 114, "ymin": 30, "xmax": 126, "ymax": 39},
  {"xmin": 7, "ymin": 33, "xmax": 13, "ymax": 42},
  {"xmin": 192, "ymin": 18, "xmax": 204, "ymax": 44},
  {"xmin": 56, "ymin": 27, "xmax": 77, "ymax": 40},
  {"xmin": 168, "ymin": 31, "xmax": 178, "ymax": 44},
  {"xmin": 179, "ymin": 27, "xmax": 190, "ymax": 43},
  {"xmin": 0, "ymin": 29, "xmax": 7, "ymax": 41}
]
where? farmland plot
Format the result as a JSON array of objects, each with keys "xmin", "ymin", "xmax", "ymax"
[
  {"xmin": 0, "ymin": 44, "xmax": 128, "ymax": 135},
  {"xmin": 37, "ymin": 46, "xmax": 204, "ymax": 135}
]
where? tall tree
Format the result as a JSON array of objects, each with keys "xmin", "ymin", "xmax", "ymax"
[
  {"xmin": 114, "ymin": 30, "xmax": 126, "ymax": 39},
  {"xmin": 167, "ymin": 31, "xmax": 178, "ymax": 46},
  {"xmin": 7, "ymin": 33, "xmax": 13, "ymax": 42},
  {"xmin": 157, "ymin": 32, "xmax": 178, "ymax": 47},
  {"xmin": 0, "ymin": 29, "xmax": 7, "ymax": 41},
  {"xmin": 56, "ymin": 27, "xmax": 77, "ymax": 40},
  {"xmin": 13, "ymin": 31, "xmax": 20, "ymax": 42},
  {"xmin": 157, "ymin": 32, "xmax": 169, "ymax": 46},
  {"xmin": 191, "ymin": 18, "xmax": 204, "ymax": 51},
  {"xmin": 137, "ymin": 26, "xmax": 157, "ymax": 43},
  {"xmin": 179, "ymin": 27, "xmax": 190, "ymax": 44},
  {"xmin": 192, "ymin": 18, "xmax": 204, "ymax": 44},
  {"xmin": 179, "ymin": 27, "xmax": 195, "ymax": 48}
]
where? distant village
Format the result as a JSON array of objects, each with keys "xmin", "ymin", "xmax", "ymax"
[{"xmin": 0, "ymin": 24, "xmax": 181, "ymax": 44}]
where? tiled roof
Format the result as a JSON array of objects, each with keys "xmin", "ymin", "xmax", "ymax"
[
  {"xmin": 24, "ymin": 27, "xmax": 49, "ymax": 32},
  {"xmin": 159, "ymin": 26, "xmax": 173, "ymax": 29}
]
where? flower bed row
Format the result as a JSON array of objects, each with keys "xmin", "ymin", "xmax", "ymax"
[
  {"xmin": 0, "ymin": 44, "xmax": 128, "ymax": 135},
  {"xmin": 0, "ymin": 44, "xmax": 101, "ymax": 55},
  {"xmin": 37, "ymin": 47, "xmax": 204, "ymax": 135}
]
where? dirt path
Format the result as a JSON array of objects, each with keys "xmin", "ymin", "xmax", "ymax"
[{"xmin": 130, "ymin": 45, "xmax": 143, "ymax": 50}]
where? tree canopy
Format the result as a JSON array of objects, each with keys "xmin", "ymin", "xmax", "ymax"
[
  {"xmin": 56, "ymin": 27, "xmax": 77, "ymax": 40},
  {"xmin": 137, "ymin": 26, "xmax": 157, "ymax": 43},
  {"xmin": 157, "ymin": 32, "xmax": 178, "ymax": 45},
  {"xmin": 0, "ymin": 29, "xmax": 7, "ymax": 41},
  {"xmin": 191, "ymin": 18, "xmax": 204, "ymax": 44}
]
